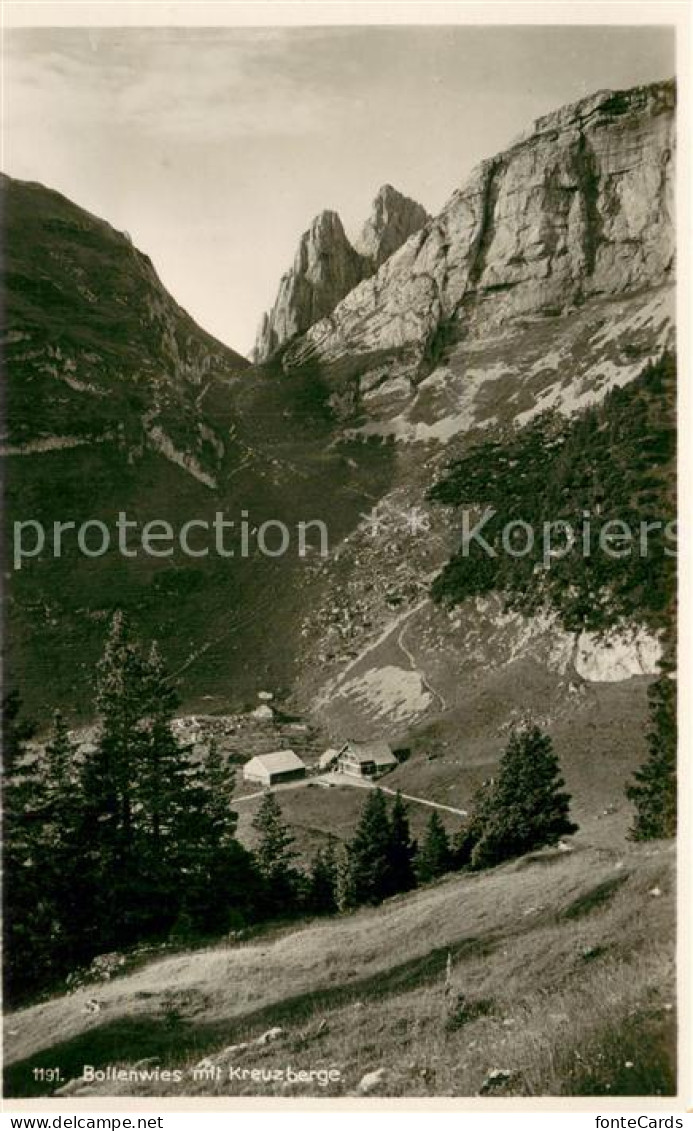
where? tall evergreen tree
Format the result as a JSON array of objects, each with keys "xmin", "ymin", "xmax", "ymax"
[
  {"xmin": 38, "ymin": 711, "xmax": 88, "ymax": 973},
  {"xmin": 307, "ymin": 839, "xmax": 338, "ymax": 914},
  {"xmin": 132, "ymin": 642, "xmax": 196, "ymax": 927},
  {"xmin": 80, "ymin": 611, "xmax": 145, "ymax": 946},
  {"xmin": 2, "ymin": 691, "xmax": 48, "ymax": 1002},
  {"xmin": 386, "ymin": 791, "xmax": 416, "ymax": 896},
  {"xmin": 335, "ymin": 842, "xmax": 355, "ymax": 913},
  {"xmin": 626, "ymin": 672, "xmax": 677, "ymax": 840},
  {"xmin": 466, "ymin": 725, "xmax": 578, "ymax": 869},
  {"xmin": 347, "ymin": 789, "xmax": 392, "ymax": 906},
  {"xmin": 416, "ymin": 811, "xmax": 451, "ymax": 882},
  {"xmin": 80, "ymin": 616, "xmax": 196, "ymax": 945},
  {"xmin": 182, "ymin": 739, "xmax": 257, "ymax": 933},
  {"xmin": 43, "ymin": 710, "xmax": 75, "ymax": 812},
  {"xmin": 452, "ymin": 780, "xmax": 494, "ymax": 869},
  {"xmin": 251, "ymin": 791, "xmax": 299, "ymax": 915}
]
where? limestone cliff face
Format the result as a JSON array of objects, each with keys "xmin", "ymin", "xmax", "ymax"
[
  {"xmin": 253, "ymin": 211, "xmax": 367, "ymax": 363},
  {"xmin": 253, "ymin": 187, "xmax": 429, "ymax": 363},
  {"xmin": 283, "ymin": 81, "xmax": 675, "ymax": 388},
  {"xmin": 355, "ymin": 183, "xmax": 430, "ymax": 268}
]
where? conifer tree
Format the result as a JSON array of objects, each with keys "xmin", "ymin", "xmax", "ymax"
[
  {"xmin": 416, "ymin": 810, "xmax": 451, "ymax": 882},
  {"xmin": 182, "ymin": 739, "xmax": 256, "ymax": 933},
  {"xmin": 2, "ymin": 691, "xmax": 47, "ymax": 1001},
  {"xmin": 451, "ymin": 781, "xmax": 494, "ymax": 868},
  {"xmin": 38, "ymin": 711, "xmax": 88, "ymax": 972},
  {"xmin": 307, "ymin": 839, "xmax": 338, "ymax": 914},
  {"xmin": 627, "ymin": 672, "xmax": 677, "ymax": 840},
  {"xmin": 2, "ymin": 687, "xmax": 41, "ymax": 999},
  {"xmin": 466, "ymin": 725, "xmax": 577, "ymax": 869},
  {"xmin": 132, "ymin": 642, "xmax": 195, "ymax": 921},
  {"xmin": 81, "ymin": 616, "xmax": 193, "ymax": 944},
  {"xmin": 43, "ymin": 710, "xmax": 75, "ymax": 813},
  {"xmin": 252, "ymin": 791, "xmax": 299, "ymax": 914},
  {"xmin": 335, "ymin": 843, "xmax": 355, "ymax": 913},
  {"xmin": 386, "ymin": 791, "xmax": 416, "ymax": 895},
  {"xmin": 347, "ymin": 788, "xmax": 392, "ymax": 906}
]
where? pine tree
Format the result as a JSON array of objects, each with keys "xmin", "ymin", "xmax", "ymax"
[
  {"xmin": 38, "ymin": 711, "xmax": 85, "ymax": 970},
  {"xmin": 416, "ymin": 811, "xmax": 451, "ymax": 882},
  {"xmin": 335, "ymin": 843, "xmax": 355, "ymax": 912},
  {"xmin": 307, "ymin": 839, "xmax": 338, "ymax": 914},
  {"xmin": 81, "ymin": 612, "xmax": 143, "ymax": 939},
  {"xmin": 43, "ymin": 710, "xmax": 72, "ymax": 796},
  {"xmin": 626, "ymin": 672, "xmax": 677, "ymax": 840},
  {"xmin": 347, "ymin": 789, "xmax": 392, "ymax": 906},
  {"xmin": 251, "ymin": 791, "xmax": 299, "ymax": 915},
  {"xmin": 80, "ymin": 615, "xmax": 194, "ymax": 946},
  {"xmin": 132, "ymin": 642, "xmax": 196, "ymax": 927},
  {"xmin": 182, "ymin": 739, "xmax": 257, "ymax": 933},
  {"xmin": 467, "ymin": 725, "xmax": 578, "ymax": 869},
  {"xmin": 2, "ymin": 691, "xmax": 51, "ymax": 1002},
  {"xmin": 386, "ymin": 791, "xmax": 416, "ymax": 896},
  {"xmin": 452, "ymin": 781, "xmax": 494, "ymax": 868}
]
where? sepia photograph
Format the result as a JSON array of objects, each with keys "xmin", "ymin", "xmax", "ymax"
[{"xmin": 0, "ymin": 1, "xmax": 685, "ymax": 1108}]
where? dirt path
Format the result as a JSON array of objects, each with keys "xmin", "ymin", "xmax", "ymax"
[
  {"xmin": 396, "ymin": 618, "xmax": 448, "ymax": 713},
  {"xmin": 234, "ymin": 774, "xmax": 467, "ymax": 818},
  {"xmin": 333, "ymin": 598, "xmax": 430, "ymax": 686},
  {"xmin": 373, "ymin": 782, "xmax": 466, "ymax": 817},
  {"xmin": 315, "ymin": 772, "xmax": 467, "ymax": 817}
]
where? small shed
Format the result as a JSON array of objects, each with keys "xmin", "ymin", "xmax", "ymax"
[
  {"xmin": 243, "ymin": 749, "xmax": 306, "ymax": 787},
  {"xmin": 337, "ymin": 740, "xmax": 398, "ymax": 778}
]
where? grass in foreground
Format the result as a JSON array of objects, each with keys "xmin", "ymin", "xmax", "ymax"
[{"xmin": 4, "ymin": 835, "xmax": 675, "ymax": 1098}]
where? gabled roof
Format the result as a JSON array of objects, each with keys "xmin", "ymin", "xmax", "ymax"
[
  {"xmin": 318, "ymin": 747, "xmax": 340, "ymax": 768},
  {"xmin": 244, "ymin": 749, "xmax": 305, "ymax": 774},
  {"xmin": 344, "ymin": 740, "xmax": 397, "ymax": 766}
]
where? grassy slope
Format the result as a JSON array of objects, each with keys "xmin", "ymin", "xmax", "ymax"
[{"xmin": 4, "ymin": 829, "xmax": 675, "ymax": 1098}]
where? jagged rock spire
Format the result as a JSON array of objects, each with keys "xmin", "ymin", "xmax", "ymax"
[{"xmin": 253, "ymin": 187, "xmax": 429, "ymax": 363}]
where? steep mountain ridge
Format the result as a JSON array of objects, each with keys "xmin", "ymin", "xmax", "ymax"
[
  {"xmin": 282, "ymin": 80, "xmax": 675, "ymax": 438},
  {"xmin": 2, "ymin": 173, "xmax": 249, "ymax": 484},
  {"xmin": 252, "ymin": 185, "xmax": 429, "ymax": 362}
]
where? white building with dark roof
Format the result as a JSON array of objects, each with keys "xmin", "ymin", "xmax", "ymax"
[
  {"xmin": 336, "ymin": 740, "xmax": 398, "ymax": 778},
  {"xmin": 242, "ymin": 749, "xmax": 306, "ymax": 787}
]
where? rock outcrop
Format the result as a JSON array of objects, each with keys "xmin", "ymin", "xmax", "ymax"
[
  {"xmin": 283, "ymin": 80, "xmax": 675, "ymax": 401},
  {"xmin": 253, "ymin": 210, "xmax": 367, "ymax": 363},
  {"xmin": 253, "ymin": 188, "xmax": 429, "ymax": 363},
  {"xmin": 355, "ymin": 183, "xmax": 430, "ymax": 268}
]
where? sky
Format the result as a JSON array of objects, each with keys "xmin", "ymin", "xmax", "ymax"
[{"xmin": 2, "ymin": 21, "xmax": 676, "ymax": 355}]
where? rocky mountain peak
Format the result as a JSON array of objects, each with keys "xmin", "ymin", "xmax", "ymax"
[
  {"xmin": 281, "ymin": 78, "xmax": 675, "ymax": 440},
  {"xmin": 355, "ymin": 184, "xmax": 430, "ymax": 267},
  {"xmin": 252, "ymin": 207, "xmax": 367, "ymax": 363},
  {"xmin": 253, "ymin": 186, "xmax": 428, "ymax": 363}
]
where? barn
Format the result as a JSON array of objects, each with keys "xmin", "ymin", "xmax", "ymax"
[
  {"xmin": 336, "ymin": 740, "xmax": 398, "ymax": 778},
  {"xmin": 243, "ymin": 749, "xmax": 306, "ymax": 787}
]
